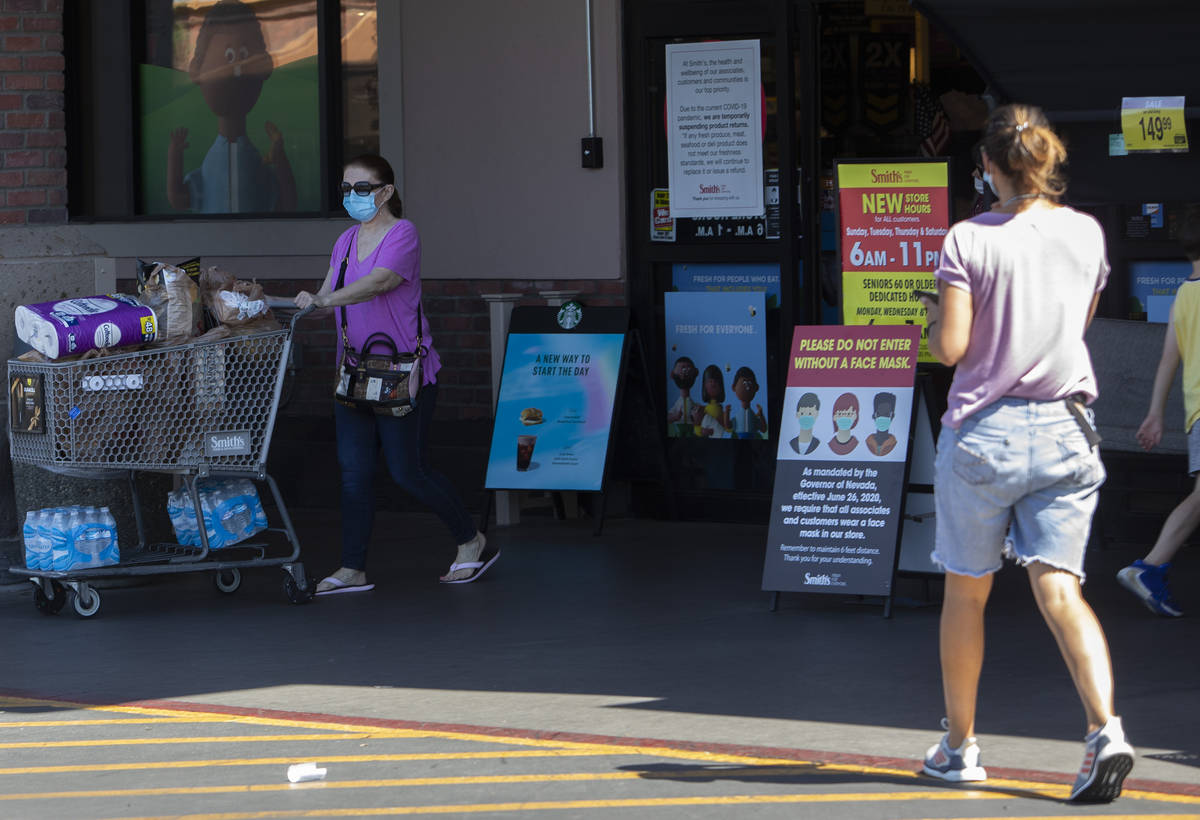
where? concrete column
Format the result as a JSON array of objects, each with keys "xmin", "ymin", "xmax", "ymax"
[{"xmin": 481, "ymin": 293, "xmax": 522, "ymax": 526}]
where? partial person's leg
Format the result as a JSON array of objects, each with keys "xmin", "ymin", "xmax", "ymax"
[
  {"xmin": 375, "ymin": 385, "xmax": 487, "ymax": 580},
  {"xmin": 940, "ymin": 571, "xmax": 993, "ymax": 748},
  {"xmin": 1027, "ymin": 563, "xmax": 1113, "ymax": 730},
  {"xmin": 1143, "ymin": 472, "xmax": 1200, "ymax": 565},
  {"xmin": 333, "ymin": 402, "xmax": 380, "ymax": 573},
  {"xmin": 1027, "ymin": 562, "xmax": 1135, "ymax": 801}
]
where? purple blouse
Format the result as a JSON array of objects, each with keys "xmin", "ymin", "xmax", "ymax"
[{"xmin": 329, "ymin": 220, "xmax": 441, "ymax": 386}]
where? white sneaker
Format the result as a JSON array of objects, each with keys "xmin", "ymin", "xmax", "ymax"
[
  {"xmin": 1069, "ymin": 716, "xmax": 1134, "ymax": 802},
  {"xmin": 922, "ymin": 731, "xmax": 986, "ymax": 782}
]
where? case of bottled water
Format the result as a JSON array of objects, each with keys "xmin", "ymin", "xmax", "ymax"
[
  {"xmin": 167, "ymin": 479, "xmax": 267, "ymax": 549},
  {"xmin": 23, "ymin": 506, "xmax": 119, "ymax": 571}
]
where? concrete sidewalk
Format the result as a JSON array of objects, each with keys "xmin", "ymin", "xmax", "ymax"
[{"xmin": 1, "ymin": 508, "xmax": 1197, "ymax": 792}]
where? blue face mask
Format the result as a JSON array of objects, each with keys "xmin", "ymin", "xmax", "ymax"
[
  {"xmin": 343, "ymin": 193, "xmax": 381, "ymax": 222},
  {"xmin": 797, "ymin": 415, "xmax": 816, "ymax": 430},
  {"xmin": 982, "ymin": 170, "xmax": 999, "ymax": 198},
  {"xmin": 875, "ymin": 416, "xmax": 892, "ymax": 432},
  {"xmin": 836, "ymin": 416, "xmax": 855, "ymax": 431}
]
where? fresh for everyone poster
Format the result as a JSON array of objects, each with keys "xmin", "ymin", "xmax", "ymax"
[
  {"xmin": 664, "ymin": 292, "xmax": 769, "ymax": 441},
  {"xmin": 485, "ymin": 332, "xmax": 625, "ymax": 492}
]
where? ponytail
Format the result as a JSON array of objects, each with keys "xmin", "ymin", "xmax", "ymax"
[{"xmin": 982, "ymin": 104, "xmax": 1067, "ymax": 200}]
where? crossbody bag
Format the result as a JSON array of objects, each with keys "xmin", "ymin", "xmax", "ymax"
[{"xmin": 332, "ymin": 244, "xmax": 426, "ymax": 417}]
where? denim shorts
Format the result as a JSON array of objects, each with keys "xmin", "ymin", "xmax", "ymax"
[
  {"xmin": 933, "ymin": 397, "xmax": 1105, "ymax": 581},
  {"xmin": 1188, "ymin": 423, "xmax": 1200, "ymax": 476}
]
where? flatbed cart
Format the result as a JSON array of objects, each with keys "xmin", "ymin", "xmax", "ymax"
[{"xmin": 6, "ymin": 306, "xmax": 316, "ymax": 618}]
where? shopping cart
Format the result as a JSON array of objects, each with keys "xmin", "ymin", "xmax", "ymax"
[{"xmin": 6, "ymin": 307, "xmax": 316, "ymax": 617}]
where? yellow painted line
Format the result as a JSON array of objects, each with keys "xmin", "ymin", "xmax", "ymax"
[
  {"xmin": 0, "ymin": 733, "xmax": 409, "ymax": 750},
  {"xmin": 99, "ymin": 791, "xmax": 1109, "ymax": 820},
  {"xmin": 5, "ymin": 767, "xmax": 993, "ymax": 801},
  {"xmin": 42, "ymin": 792, "xmax": 1008, "ymax": 811},
  {"xmin": 5, "ymin": 696, "xmax": 1195, "ymax": 807},
  {"xmin": 0, "ymin": 717, "xmax": 228, "ymax": 728},
  {"xmin": 0, "ymin": 749, "xmax": 617, "ymax": 775}
]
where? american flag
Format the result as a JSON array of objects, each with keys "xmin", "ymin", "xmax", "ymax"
[{"xmin": 914, "ymin": 84, "xmax": 950, "ymax": 156}]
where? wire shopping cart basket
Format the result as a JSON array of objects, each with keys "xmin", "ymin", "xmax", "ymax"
[{"xmin": 6, "ymin": 308, "xmax": 316, "ymax": 617}]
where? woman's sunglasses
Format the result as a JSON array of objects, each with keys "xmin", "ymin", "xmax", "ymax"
[{"xmin": 340, "ymin": 181, "xmax": 387, "ymax": 196}]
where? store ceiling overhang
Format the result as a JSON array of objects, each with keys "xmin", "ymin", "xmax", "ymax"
[{"xmin": 910, "ymin": 0, "xmax": 1200, "ymax": 117}]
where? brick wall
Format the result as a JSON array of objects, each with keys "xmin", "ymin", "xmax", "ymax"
[{"xmin": 0, "ymin": 0, "xmax": 64, "ymax": 225}]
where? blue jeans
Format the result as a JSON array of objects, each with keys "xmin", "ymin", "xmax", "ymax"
[{"xmin": 334, "ymin": 384, "xmax": 476, "ymax": 570}]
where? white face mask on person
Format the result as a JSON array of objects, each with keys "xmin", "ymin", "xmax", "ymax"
[{"xmin": 974, "ymin": 177, "xmax": 985, "ymax": 196}]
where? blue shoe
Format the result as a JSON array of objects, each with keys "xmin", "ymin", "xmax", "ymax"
[
  {"xmin": 922, "ymin": 730, "xmax": 986, "ymax": 782},
  {"xmin": 1117, "ymin": 560, "xmax": 1182, "ymax": 617}
]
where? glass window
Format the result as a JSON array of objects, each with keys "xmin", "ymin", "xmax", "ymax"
[{"xmin": 71, "ymin": 0, "xmax": 378, "ymax": 219}]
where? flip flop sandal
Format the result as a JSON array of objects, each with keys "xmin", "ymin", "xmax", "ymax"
[
  {"xmin": 439, "ymin": 545, "xmax": 501, "ymax": 584},
  {"xmin": 314, "ymin": 575, "xmax": 375, "ymax": 596}
]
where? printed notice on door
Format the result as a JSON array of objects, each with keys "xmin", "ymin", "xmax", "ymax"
[{"xmin": 665, "ymin": 39, "xmax": 763, "ymax": 219}]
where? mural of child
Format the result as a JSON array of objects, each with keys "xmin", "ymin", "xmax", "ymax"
[
  {"xmin": 866, "ymin": 391, "xmax": 899, "ymax": 456},
  {"xmin": 691, "ymin": 400, "xmax": 725, "ymax": 438},
  {"xmin": 725, "ymin": 366, "xmax": 767, "ymax": 439},
  {"xmin": 167, "ymin": 0, "xmax": 296, "ymax": 214},
  {"xmin": 828, "ymin": 392, "xmax": 860, "ymax": 456},
  {"xmin": 666, "ymin": 356, "xmax": 698, "ymax": 438},
  {"xmin": 788, "ymin": 392, "xmax": 821, "ymax": 455},
  {"xmin": 701, "ymin": 364, "xmax": 729, "ymax": 436}
]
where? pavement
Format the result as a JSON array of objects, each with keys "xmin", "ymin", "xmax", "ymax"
[{"xmin": 1, "ymin": 502, "xmax": 1198, "ymax": 807}]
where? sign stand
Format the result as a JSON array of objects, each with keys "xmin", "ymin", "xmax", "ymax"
[
  {"xmin": 480, "ymin": 308, "xmax": 670, "ymax": 537},
  {"xmin": 762, "ymin": 324, "xmax": 922, "ymax": 616},
  {"xmin": 767, "ymin": 368, "xmax": 931, "ymax": 618}
]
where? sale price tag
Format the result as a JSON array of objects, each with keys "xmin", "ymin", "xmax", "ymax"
[{"xmin": 1121, "ymin": 96, "xmax": 1189, "ymax": 153}]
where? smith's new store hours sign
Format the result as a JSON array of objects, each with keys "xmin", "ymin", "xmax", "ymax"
[{"xmin": 836, "ymin": 160, "xmax": 950, "ymax": 362}]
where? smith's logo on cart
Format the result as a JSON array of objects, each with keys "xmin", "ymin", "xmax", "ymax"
[{"xmin": 205, "ymin": 431, "xmax": 251, "ymax": 457}]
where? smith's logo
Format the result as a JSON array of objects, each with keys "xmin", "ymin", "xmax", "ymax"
[{"xmin": 205, "ymin": 431, "xmax": 251, "ymax": 457}]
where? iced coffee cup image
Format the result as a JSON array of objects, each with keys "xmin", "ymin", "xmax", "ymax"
[{"xmin": 516, "ymin": 434, "xmax": 537, "ymax": 471}]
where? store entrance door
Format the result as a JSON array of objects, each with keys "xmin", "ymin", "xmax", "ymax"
[{"xmin": 622, "ymin": 0, "xmax": 819, "ymax": 521}]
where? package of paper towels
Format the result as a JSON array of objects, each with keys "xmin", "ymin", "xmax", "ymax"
[{"xmin": 15, "ymin": 294, "xmax": 158, "ymax": 359}]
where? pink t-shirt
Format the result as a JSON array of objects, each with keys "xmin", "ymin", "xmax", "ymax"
[
  {"xmin": 936, "ymin": 205, "xmax": 1110, "ymax": 429},
  {"xmin": 329, "ymin": 220, "xmax": 440, "ymax": 385}
]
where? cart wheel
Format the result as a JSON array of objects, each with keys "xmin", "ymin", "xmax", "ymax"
[
  {"xmin": 214, "ymin": 568, "xmax": 242, "ymax": 594},
  {"xmin": 71, "ymin": 585, "xmax": 101, "ymax": 619},
  {"xmin": 283, "ymin": 573, "xmax": 313, "ymax": 605},
  {"xmin": 33, "ymin": 580, "xmax": 67, "ymax": 615}
]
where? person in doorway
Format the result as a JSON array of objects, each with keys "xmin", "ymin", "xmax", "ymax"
[
  {"xmin": 725, "ymin": 366, "xmax": 767, "ymax": 439},
  {"xmin": 917, "ymin": 104, "xmax": 1133, "ymax": 802},
  {"xmin": 865, "ymin": 391, "xmax": 898, "ymax": 456},
  {"xmin": 827, "ymin": 392, "xmax": 860, "ymax": 456},
  {"xmin": 788, "ymin": 392, "xmax": 821, "ymax": 455},
  {"xmin": 291, "ymin": 154, "xmax": 493, "ymax": 594},
  {"xmin": 1121, "ymin": 206, "xmax": 1200, "ymax": 617}
]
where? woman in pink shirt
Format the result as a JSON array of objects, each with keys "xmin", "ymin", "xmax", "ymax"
[
  {"xmin": 292, "ymin": 155, "xmax": 495, "ymax": 595},
  {"xmin": 917, "ymin": 105, "xmax": 1132, "ymax": 802}
]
